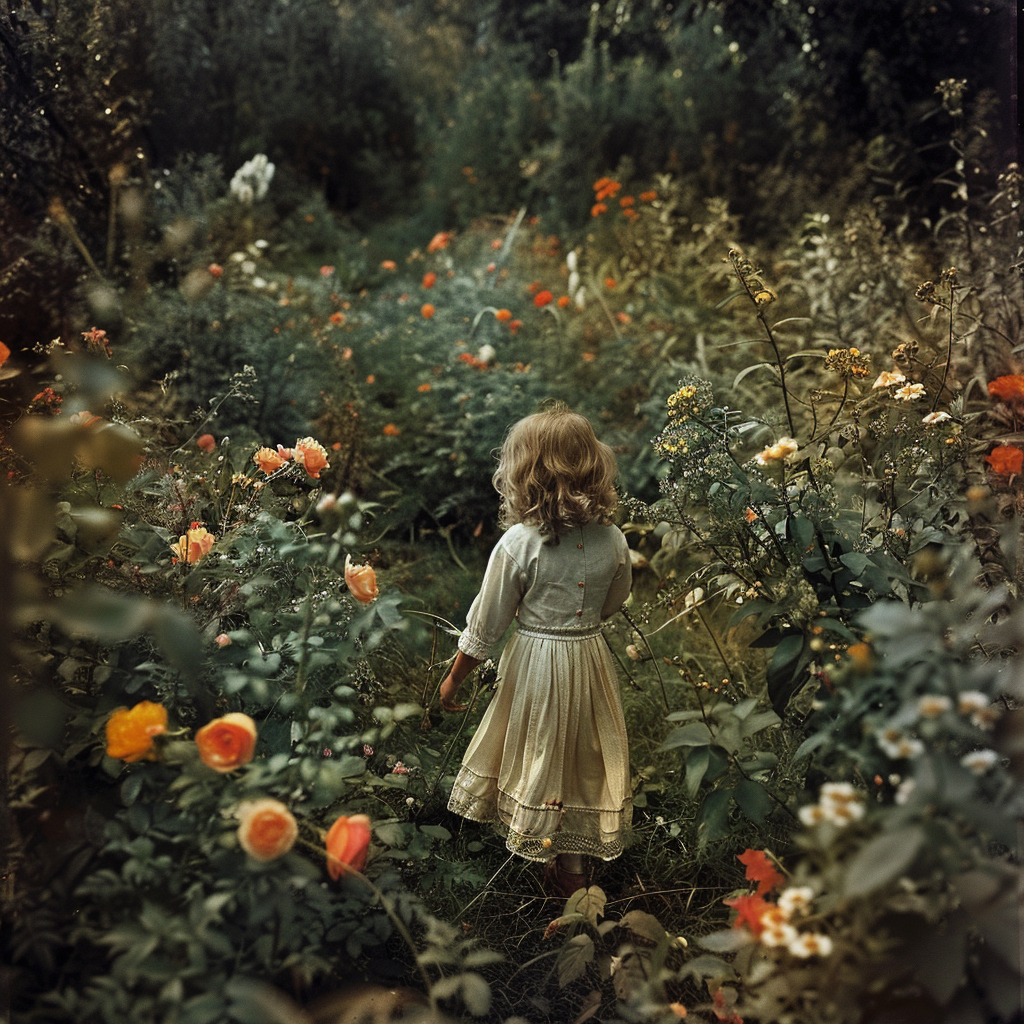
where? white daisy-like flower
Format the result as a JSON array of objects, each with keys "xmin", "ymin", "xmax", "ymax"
[
  {"xmin": 777, "ymin": 887, "xmax": 815, "ymax": 916},
  {"xmin": 957, "ymin": 691, "xmax": 989, "ymax": 715},
  {"xmin": 787, "ymin": 932, "xmax": 834, "ymax": 958},
  {"xmin": 760, "ymin": 921, "xmax": 799, "ymax": 948},
  {"xmin": 960, "ymin": 749, "xmax": 999, "ymax": 775},
  {"xmin": 917, "ymin": 694, "xmax": 952, "ymax": 719},
  {"xmin": 894, "ymin": 383, "xmax": 926, "ymax": 401},
  {"xmin": 798, "ymin": 804, "xmax": 827, "ymax": 827},
  {"xmin": 872, "ymin": 370, "xmax": 906, "ymax": 389},
  {"xmin": 755, "ymin": 437, "xmax": 800, "ymax": 466},
  {"xmin": 922, "ymin": 411, "xmax": 952, "ymax": 425},
  {"xmin": 878, "ymin": 728, "xmax": 924, "ymax": 759},
  {"xmin": 819, "ymin": 782, "xmax": 858, "ymax": 803},
  {"xmin": 821, "ymin": 799, "xmax": 865, "ymax": 826},
  {"xmin": 971, "ymin": 707, "xmax": 999, "ymax": 730}
]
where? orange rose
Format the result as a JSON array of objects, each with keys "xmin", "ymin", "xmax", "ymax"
[
  {"xmin": 325, "ymin": 813, "xmax": 372, "ymax": 879},
  {"xmin": 106, "ymin": 700, "xmax": 168, "ymax": 762},
  {"xmin": 195, "ymin": 712, "xmax": 257, "ymax": 772},
  {"xmin": 344, "ymin": 554, "xmax": 379, "ymax": 603},
  {"xmin": 253, "ymin": 446, "xmax": 288, "ymax": 474},
  {"xmin": 197, "ymin": 433, "xmax": 216, "ymax": 452},
  {"xmin": 293, "ymin": 436, "xmax": 330, "ymax": 479},
  {"xmin": 236, "ymin": 798, "xmax": 297, "ymax": 861},
  {"xmin": 986, "ymin": 445, "xmax": 1024, "ymax": 475},
  {"xmin": 174, "ymin": 523, "xmax": 215, "ymax": 563}
]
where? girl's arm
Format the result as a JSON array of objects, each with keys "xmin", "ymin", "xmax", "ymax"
[{"xmin": 440, "ymin": 651, "xmax": 482, "ymax": 711}]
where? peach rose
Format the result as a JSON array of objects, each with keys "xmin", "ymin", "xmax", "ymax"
[
  {"xmin": 195, "ymin": 712, "xmax": 257, "ymax": 772},
  {"xmin": 253, "ymin": 446, "xmax": 289, "ymax": 474},
  {"xmin": 197, "ymin": 433, "xmax": 216, "ymax": 452},
  {"xmin": 236, "ymin": 798, "xmax": 298, "ymax": 861},
  {"xmin": 292, "ymin": 437, "xmax": 329, "ymax": 479},
  {"xmin": 174, "ymin": 523, "xmax": 215, "ymax": 563},
  {"xmin": 325, "ymin": 813, "xmax": 372, "ymax": 879},
  {"xmin": 344, "ymin": 554, "xmax": 379, "ymax": 603},
  {"xmin": 105, "ymin": 700, "xmax": 167, "ymax": 762}
]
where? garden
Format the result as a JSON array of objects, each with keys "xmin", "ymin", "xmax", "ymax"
[{"xmin": 1, "ymin": 1, "xmax": 1022, "ymax": 1022}]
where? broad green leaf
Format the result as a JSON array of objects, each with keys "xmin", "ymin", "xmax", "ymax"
[
  {"xmin": 734, "ymin": 779, "xmax": 774, "ymax": 825},
  {"xmin": 685, "ymin": 746, "xmax": 711, "ymax": 799},
  {"xmin": 844, "ymin": 825, "xmax": 926, "ymax": 897},
  {"xmin": 620, "ymin": 910, "xmax": 668, "ymax": 945},
  {"xmin": 661, "ymin": 721, "xmax": 713, "ymax": 750},
  {"xmin": 558, "ymin": 933, "xmax": 595, "ymax": 986}
]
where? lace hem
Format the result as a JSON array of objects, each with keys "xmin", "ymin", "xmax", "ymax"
[{"xmin": 447, "ymin": 773, "xmax": 632, "ymax": 863}]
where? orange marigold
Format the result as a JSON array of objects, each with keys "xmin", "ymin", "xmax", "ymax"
[
  {"xmin": 639, "ymin": 190, "xmax": 657, "ymax": 202},
  {"xmin": 557, "ymin": 295, "xmax": 570, "ymax": 308},
  {"xmin": 326, "ymin": 813, "xmax": 372, "ymax": 879},
  {"xmin": 106, "ymin": 700, "xmax": 168, "ymax": 762},
  {"xmin": 237, "ymin": 798, "xmax": 298, "ymax": 861},
  {"xmin": 422, "ymin": 272, "xmax": 437, "ymax": 289},
  {"xmin": 591, "ymin": 203, "xmax": 608, "ymax": 217},
  {"xmin": 534, "ymin": 289, "xmax": 553, "ymax": 308},
  {"xmin": 417, "ymin": 382, "xmax": 432, "ymax": 392},
  {"xmin": 421, "ymin": 303, "xmax": 435, "ymax": 319},
  {"xmin": 383, "ymin": 423, "xmax": 401, "ymax": 436},
  {"xmin": 986, "ymin": 445, "xmax": 1024, "ymax": 475},
  {"xmin": 494, "ymin": 308, "xmax": 512, "ymax": 322},
  {"xmin": 988, "ymin": 375, "xmax": 1024, "ymax": 403},
  {"xmin": 619, "ymin": 195, "xmax": 635, "ymax": 207},
  {"xmin": 195, "ymin": 712, "xmax": 257, "ymax": 773}
]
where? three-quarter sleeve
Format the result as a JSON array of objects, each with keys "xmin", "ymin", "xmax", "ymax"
[
  {"xmin": 599, "ymin": 531, "xmax": 632, "ymax": 620},
  {"xmin": 458, "ymin": 537, "xmax": 528, "ymax": 660}
]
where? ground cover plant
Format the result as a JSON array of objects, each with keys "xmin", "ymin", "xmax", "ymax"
[{"xmin": 2, "ymin": 2, "xmax": 1022, "ymax": 1023}]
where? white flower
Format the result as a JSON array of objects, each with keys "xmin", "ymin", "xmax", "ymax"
[
  {"xmin": 798, "ymin": 804, "xmax": 826, "ymax": 827},
  {"xmin": 960, "ymin": 749, "xmax": 999, "ymax": 775},
  {"xmin": 241, "ymin": 260, "xmax": 257, "ymax": 275},
  {"xmin": 477, "ymin": 344, "xmax": 496, "ymax": 366},
  {"xmin": 760, "ymin": 921, "xmax": 799, "ymax": 948},
  {"xmin": 819, "ymin": 782, "xmax": 858, "ymax": 803},
  {"xmin": 777, "ymin": 887, "xmax": 815, "ymax": 916},
  {"xmin": 878, "ymin": 728, "xmax": 924, "ymax": 759},
  {"xmin": 872, "ymin": 370, "xmax": 906, "ymax": 389},
  {"xmin": 894, "ymin": 777, "xmax": 917, "ymax": 805},
  {"xmin": 625, "ymin": 644, "xmax": 641, "ymax": 660},
  {"xmin": 683, "ymin": 587, "xmax": 705, "ymax": 611},
  {"xmin": 251, "ymin": 276, "xmax": 267, "ymax": 289},
  {"xmin": 917, "ymin": 694, "xmax": 952, "ymax": 718},
  {"xmin": 820, "ymin": 798, "xmax": 865, "ymax": 826},
  {"xmin": 894, "ymin": 383, "xmax": 926, "ymax": 401},
  {"xmin": 957, "ymin": 691, "xmax": 989, "ymax": 715},
  {"xmin": 566, "ymin": 250, "xmax": 578, "ymax": 273},
  {"xmin": 574, "ymin": 286, "xmax": 587, "ymax": 310},
  {"xmin": 922, "ymin": 411, "xmax": 952, "ymax": 425},
  {"xmin": 755, "ymin": 437, "xmax": 799, "ymax": 465},
  {"xmin": 787, "ymin": 932, "xmax": 834, "ymax": 958},
  {"xmin": 568, "ymin": 270, "xmax": 580, "ymax": 294},
  {"xmin": 230, "ymin": 153, "xmax": 275, "ymax": 203}
]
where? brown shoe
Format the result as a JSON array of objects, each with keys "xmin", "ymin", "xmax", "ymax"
[{"xmin": 543, "ymin": 860, "xmax": 588, "ymax": 899}]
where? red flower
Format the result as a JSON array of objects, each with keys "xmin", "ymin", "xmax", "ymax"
[
  {"xmin": 723, "ymin": 893, "xmax": 769, "ymax": 935},
  {"xmin": 326, "ymin": 814, "xmax": 372, "ymax": 878},
  {"xmin": 0, "ymin": 340, "xmax": 9, "ymax": 366},
  {"xmin": 494, "ymin": 308, "xmax": 512, "ymax": 322},
  {"xmin": 208, "ymin": 263, "xmax": 223, "ymax": 278},
  {"xmin": 320, "ymin": 265, "xmax": 335, "ymax": 277},
  {"xmin": 986, "ymin": 445, "xmax": 1024, "ymax": 475},
  {"xmin": 737, "ymin": 849, "xmax": 784, "ymax": 895},
  {"xmin": 195, "ymin": 713, "xmax": 257, "ymax": 773},
  {"xmin": 591, "ymin": 203, "xmax": 608, "ymax": 217},
  {"xmin": 534, "ymin": 290, "xmax": 553, "ymax": 308},
  {"xmin": 508, "ymin": 319, "xmax": 522, "ymax": 335},
  {"xmin": 329, "ymin": 311, "xmax": 345, "ymax": 325},
  {"xmin": 426, "ymin": 232, "xmax": 451, "ymax": 253},
  {"xmin": 988, "ymin": 375, "xmax": 1024, "ymax": 403},
  {"xmin": 197, "ymin": 433, "xmax": 216, "ymax": 452},
  {"xmin": 604, "ymin": 277, "xmax": 616, "ymax": 289},
  {"xmin": 380, "ymin": 260, "xmax": 397, "ymax": 271},
  {"xmin": 421, "ymin": 303, "xmax": 435, "ymax": 319},
  {"xmin": 557, "ymin": 295, "xmax": 570, "ymax": 308},
  {"xmin": 639, "ymin": 190, "xmax": 657, "ymax": 202},
  {"xmin": 422, "ymin": 272, "xmax": 437, "ymax": 289}
]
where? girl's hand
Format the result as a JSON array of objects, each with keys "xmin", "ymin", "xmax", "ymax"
[{"xmin": 439, "ymin": 675, "xmax": 468, "ymax": 712}]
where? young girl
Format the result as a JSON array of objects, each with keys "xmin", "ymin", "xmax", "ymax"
[{"xmin": 440, "ymin": 403, "xmax": 632, "ymax": 896}]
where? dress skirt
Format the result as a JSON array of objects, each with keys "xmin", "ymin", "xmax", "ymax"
[{"xmin": 447, "ymin": 624, "xmax": 632, "ymax": 863}]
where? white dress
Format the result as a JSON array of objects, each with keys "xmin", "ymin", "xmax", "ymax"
[{"xmin": 447, "ymin": 520, "xmax": 633, "ymax": 862}]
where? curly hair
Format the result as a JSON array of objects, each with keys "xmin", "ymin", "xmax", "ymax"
[{"xmin": 492, "ymin": 402, "xmax": 618, "ymax": 538}]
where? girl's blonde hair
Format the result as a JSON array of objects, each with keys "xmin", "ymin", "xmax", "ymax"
[{"xmin": 493, "ymin": 402, "xmax": 618, "ymax": 537}]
